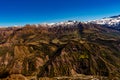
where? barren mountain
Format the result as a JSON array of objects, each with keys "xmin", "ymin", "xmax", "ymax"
[{"xmin": 0, "ymin": 21, "xmax": 120, "ymax": 80}]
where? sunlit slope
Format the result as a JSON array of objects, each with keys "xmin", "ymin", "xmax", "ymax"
[{"xmin": 0, "ymin": 22, "xmax": 120, "ymax": 79}]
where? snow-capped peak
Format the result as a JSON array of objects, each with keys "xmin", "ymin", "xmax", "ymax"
[
  {"xmin": 55, "ymin": 20, "xmax": 77, "ymax": 25},
  {"xmin": 89, "ymin": 15, "xmax": 120, "ymax": 30}
]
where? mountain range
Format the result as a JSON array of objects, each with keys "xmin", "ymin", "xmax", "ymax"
[
  {"xmin": 0, "ymin": 15, "xmax": 120, "ymax": 80},
  {"xmin": 89, "ymin": 15, "xmax": 120, "ymax": 30}
]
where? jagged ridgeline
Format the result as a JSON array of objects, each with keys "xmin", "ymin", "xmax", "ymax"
[{"xmin": 0, "ymin": 22, "xmax": 120, "ymax": 79}]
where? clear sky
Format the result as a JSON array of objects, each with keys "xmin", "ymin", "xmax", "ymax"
[{"xmin": 0, "ymin": 0, "xmax": 120, "ymax": 26}]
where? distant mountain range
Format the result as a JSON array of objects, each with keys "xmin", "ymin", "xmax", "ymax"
[
  {"xmin": 89, "ymin": 15, "xmax": 120, "ymax": 30},
  {"xmin": 1, "ymin": 14, "xmax": 120, "ymax": 32},
  {"xmin": 31, "ymin": 14, "xmax": 120, "ymax": 31}
]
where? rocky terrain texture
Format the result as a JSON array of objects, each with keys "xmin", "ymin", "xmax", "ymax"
[{"xmin": 0, "ymin": 21, "xmax": 120, "ymax": 80}]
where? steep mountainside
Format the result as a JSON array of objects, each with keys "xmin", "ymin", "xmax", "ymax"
[
  {"xmin": 90, "ymin": 15, "xmax": 120, "ymax": 30},
  {"xmin": 0, "ymin": 22, "xmax": 120, "ymax": 79}
]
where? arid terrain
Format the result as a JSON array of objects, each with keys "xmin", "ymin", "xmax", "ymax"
[{"xmin": 0, "ymin": 21, "xmax": 120, "ymax": 80}]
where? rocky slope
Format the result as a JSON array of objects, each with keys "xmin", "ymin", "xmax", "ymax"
[{"xmin": 0, "ymin": 22, "xmax": 120, "ymax": 79}]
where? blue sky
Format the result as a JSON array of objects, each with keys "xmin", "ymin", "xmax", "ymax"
[{"xmin": 0, "ymin": 0, "xmax": 120, "ymax": 26}]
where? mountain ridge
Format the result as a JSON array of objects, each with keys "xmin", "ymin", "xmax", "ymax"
[
  {"xmin": 89, "ymin": 14, "xmax": 120, "ymax": 30},
  {"xmin": 0, "ymin": 22, "xmax": 120, "ymax": 80}
]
